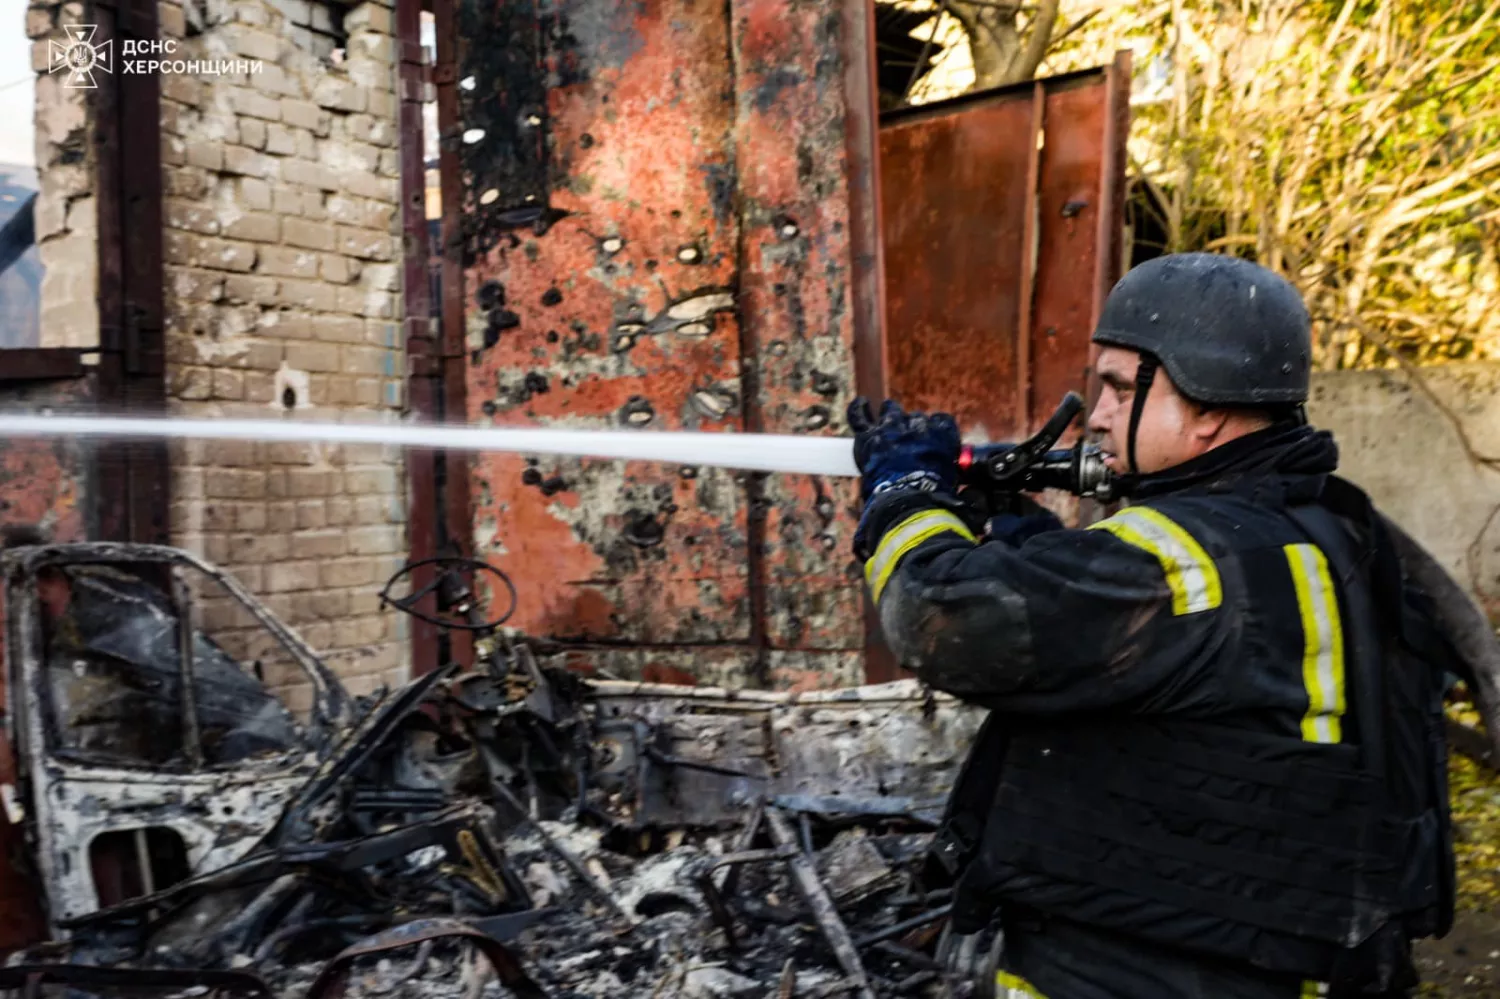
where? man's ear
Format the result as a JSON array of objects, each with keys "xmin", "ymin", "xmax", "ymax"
[{"xmin": 1191, "ymin": 404, "xmax": 1232, "ymax": 443}]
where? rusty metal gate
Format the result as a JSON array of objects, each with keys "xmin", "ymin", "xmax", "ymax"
[
  {"xmin": 439, "ymin": 0, "xmax": 1129, "ymax": 688},
  {"xmin": 880, "ymin": 56, "xmax": 1132, "ymax": 445}
]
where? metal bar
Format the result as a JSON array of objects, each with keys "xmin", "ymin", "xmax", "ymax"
[
  {"xmin": 0, "ymin": 349, "xmax": 88, "ymax": 382},
  {"xmin": 844, "ymin": 0, "xmax": 887, "ymax": 406},
  {"xmin": 93, "ymin": 0, "xmax": 127, "ymax": 545},
  {"xmin": 396, "ymin": 0, "xmax": 442, "ymax": 677},
  {"xmin": 895, "ymin": 970, "xmax": 941, "ymax": 992},
  {"xmin": 765, "ymin": 807, "xmax": 876, "ymax": 999},
  {"xmin": 696, "ymin": 872, "xmax": 740, "ymax": 950},
  {"xmin": 852, "ymin": 904, "xmax": 952, "ymax": 949},
  {"xmin": 92, "ymin": 0, "xmax": 168, "ymax": 546},
  {"xmin": 1015, "ymin": 81, "xmax": 1044, "ymax": 436},
  {"xmin": 731, "ymin": 118, "xmax": 771, "ymax": 686},
  {"xmin": 706, "ymin": 846, "xmax": 800, "ymax": 871},
  {"xmin": 871, "ymin": 941, "xmax": 943, "ymax": 971},
  {"xmin": 173, "ymin": 570, "xmax": 203, "ymax": 768},
  {"xmin": 121, "ymin": 0, "xmax": 168, "ymax": 547},
  {"xmin": 716, "ymin": 801, "xmax": 765, "ymax": 897},
  {"xmin": 849, "ymin": 0, "xmax": 895, "ymax": 685},
  {"xmin": 433, "ymin": 0, "xmax": 472, "ymax": 671}
]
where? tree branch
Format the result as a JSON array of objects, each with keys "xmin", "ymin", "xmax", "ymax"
[{"xmin": 1004, "ymin": 0, "xmax": 1059, "ymax": 83}]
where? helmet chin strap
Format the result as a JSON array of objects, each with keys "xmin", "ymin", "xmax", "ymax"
[{"xmin": 1126, "ymin": 355, "xmax": 1158, "ymax": 477}]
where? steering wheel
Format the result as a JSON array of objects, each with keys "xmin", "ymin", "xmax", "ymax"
[{"xmin": 378, "ymin": 556, "xmax": 517, "ymax": 632}]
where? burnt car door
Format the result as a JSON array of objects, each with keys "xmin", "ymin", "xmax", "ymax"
[{"xmin": 1, "ymin": 543, "xmax": 353, "ymax": 931}]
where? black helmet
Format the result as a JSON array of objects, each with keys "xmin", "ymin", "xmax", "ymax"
[
  {"xmin": 1091, "ymin": 253, "xmax": 1311, "ymax": 406},
  {"xmin": 1090, "ymin": 253, "xmax": 1311, "ymax": 479}
]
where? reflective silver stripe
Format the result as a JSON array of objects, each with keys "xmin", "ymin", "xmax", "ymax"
[
  {"xmin": 1285, "ymin": 543, "xmax": 1346, "ymax": 744},
  {"xmin": 864, "ymin": 509, "xmax": 976, "ymax": 603},
  {"xmin": 1087, "ymin": 506, "xmax": 1222, "ymax": 615}
]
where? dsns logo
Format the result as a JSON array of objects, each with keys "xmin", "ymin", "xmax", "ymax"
[{"xmin": 48, "ymin": 26, "xmax": 114, "ymax": 89}]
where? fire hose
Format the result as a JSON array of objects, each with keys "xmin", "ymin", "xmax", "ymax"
[{"xmin": 0, "ymin": 391, "xmax": 1114, "ymax": 497}]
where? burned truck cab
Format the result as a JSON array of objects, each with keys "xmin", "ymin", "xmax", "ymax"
[{"xmin": 0, "ymin": 542, "xmax": 354, "ymax": 934}]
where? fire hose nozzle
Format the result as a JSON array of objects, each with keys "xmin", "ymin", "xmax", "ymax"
[{"xmin": 955, "ymin": 392, "xmax": 1116, "ymax": 501}]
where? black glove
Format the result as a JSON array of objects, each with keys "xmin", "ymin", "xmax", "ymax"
[
  {"xmin": 848, "ymin": 397, "xmax": 962, "ymax": 500},
  {"xmin": 848, "ymin": 397, "xmax": 963, "ymax": 558},
  {"xmin": 984, "ymin": 492, "xmax": 1064, "ymax": 547}
]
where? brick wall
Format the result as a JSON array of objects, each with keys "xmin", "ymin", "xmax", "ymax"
[
  {"xmin": 27, "ymin": 0, "xmax": 98, "ymax": 349},
  {"xmin": 157, "ymin": 0, "xmax": 412, "ymax": 707}
]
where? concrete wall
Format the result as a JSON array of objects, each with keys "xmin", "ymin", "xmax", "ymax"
[
  {"xmin": 1308, "ymin": 362, "xmax": 1500, "ymax": 618},
  {"xmin": 156, "ymin": 0, "xmax": 412, "ymax": 706}
]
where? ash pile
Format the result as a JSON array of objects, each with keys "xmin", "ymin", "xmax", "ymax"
[{"xmin": 0, "ymin": 544, "xmax": 987, "ymax": 999}]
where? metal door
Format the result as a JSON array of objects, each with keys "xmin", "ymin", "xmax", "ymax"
[{"xmin": 880, "ymin": 55, "xmax": 1132, "ymax": 444}]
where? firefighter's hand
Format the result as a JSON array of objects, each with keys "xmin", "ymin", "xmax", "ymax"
[
  {"xmin": 986, "ymin": 493, "xmax": 1064, "ymax": 547},
  {"xmin": 847, "ymin": 397, "xmax": 962, "ymax": 503}
]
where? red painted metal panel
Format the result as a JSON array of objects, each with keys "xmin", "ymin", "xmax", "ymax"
[
  {"xmin": 1027, "ymin": 66, "xmax": 1127, "ymax": 437},
  {"xmin": 731, "ymin": 0, "xmax": 867, "ymax": 656},
  {"xmin": 879, "ymin": 92, "xmax": 1037, "ymax": 443},
  {"xmin": 880, "ymin": 64, "xmax": 1129, "ymax": 444},
  {"xmin": 459, "ymin": 0, "xmax": 754, "ymax": 654},
  {"xmin": 450, "ymin": 0, "xmax": 879, "ymax": 684}
]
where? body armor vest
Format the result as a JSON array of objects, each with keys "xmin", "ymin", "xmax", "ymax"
[{"xmin": 936, "ymin": 477, "xmax": 1456, "ymax": 991}]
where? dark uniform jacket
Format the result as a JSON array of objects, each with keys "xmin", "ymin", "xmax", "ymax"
[{"xmin": 860, "ymin": 424, "xmax": 1463, "ymax": 999}]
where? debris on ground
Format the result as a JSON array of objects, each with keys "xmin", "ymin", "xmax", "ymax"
[
  {"xmin": 7, "ymin": 544, "xmax": 1500, "ymax": 996},
  {"xmin": 0, "ymin": 544, "xmax": 986, "ymax": 998}
]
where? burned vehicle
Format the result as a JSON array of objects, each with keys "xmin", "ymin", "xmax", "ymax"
[{"xmin": 0, "ymin": 543, "xmax": 991, "ymax": 998}]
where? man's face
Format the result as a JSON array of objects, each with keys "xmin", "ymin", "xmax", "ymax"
[{"xmin": 1087, "ymin": 346, "xmax": 1227, "ymax": 476}]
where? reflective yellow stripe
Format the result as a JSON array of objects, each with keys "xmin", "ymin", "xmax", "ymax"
[
  {"xmin": 1087, "ymin": 506, "xmax": 1222, "ymax": 615},
  {"xmin": 1300, "ymin": 980, "xmax": 1329, "ymax": 998},
  {"xmin": 995, "ymin": 971, "xmax": 1049, "ymax": 998},
  {"xmin": 1285, "ymin": 543, "xmax": 1346, "ymax": 744},
  {"xmin": 863, "ymin": 509, "xmax": 976, "ymax": 603}
]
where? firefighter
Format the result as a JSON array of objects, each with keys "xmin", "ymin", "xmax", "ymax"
[{"xmin": 849, "ymin": 252, "xmax": 1465, "ymax": 999}]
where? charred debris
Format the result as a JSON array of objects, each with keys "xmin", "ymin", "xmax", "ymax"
[{"xmin": 0, "ymin": 543, "xmax": 987, "ymax": 998}]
